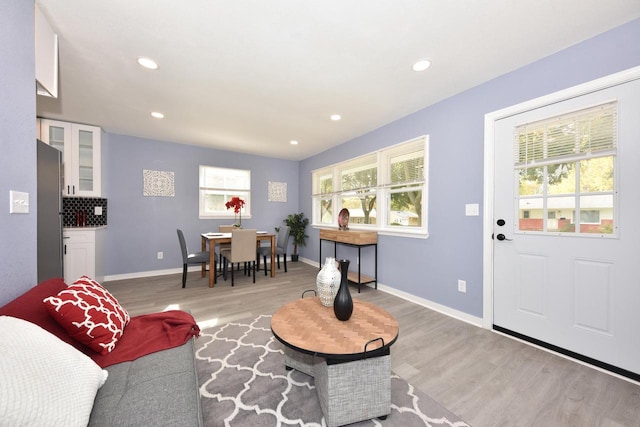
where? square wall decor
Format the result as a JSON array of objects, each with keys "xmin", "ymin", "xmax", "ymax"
[
  {"xmin": 143, "ymin": 169, "xmax": 175, "ymax": 197},
  {"xmin": 268, "ymin": 181, "xmax": 287, "ymax": 202}
]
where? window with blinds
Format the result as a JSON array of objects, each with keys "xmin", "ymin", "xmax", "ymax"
[
  {"xmin": 199, "ymin": 166, "xmax": 251, "ymax": 219},
  {"xmin": 311, "ymin": 135, "xmax": 429, "ymax": 236},
  {"xmin": 514, "ymin": 102, "xmax": 617, "ymax": 236},
  {"xmin": 314, "ymin": 170, "xmax": 334, "ymax": 224}
]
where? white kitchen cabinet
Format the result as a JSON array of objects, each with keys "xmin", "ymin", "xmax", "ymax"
[
  {"xmin": 63, "ymin": 228, "xmax": 105, "ymax": 284},
  {"xmin": 38, "ymin": 119, "xmax": 102, "ymax": 197},
  {"xmin": 35, "ymin": 5, "xmax": 59, "ymax": 98}
]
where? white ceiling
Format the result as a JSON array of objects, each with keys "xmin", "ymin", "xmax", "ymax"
[{"xmin": 35, "ymin": 0, "xmax": 640, "ymax": 161}]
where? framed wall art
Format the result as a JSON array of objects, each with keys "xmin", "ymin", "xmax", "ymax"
[
  {"xmin": 268, "ymin": 181, "xmax": 287, "ymax": 202},
  {"xmin": 143, "ymin": 169, "xmax": 175, "ymax": 197}
]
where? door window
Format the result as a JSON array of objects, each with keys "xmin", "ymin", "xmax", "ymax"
[{"xmin": 514, "ymin": 102, "xmax": 617, "ymax": 236}]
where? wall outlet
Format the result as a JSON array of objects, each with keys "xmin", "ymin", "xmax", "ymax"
[
  {"xmin": 157, "ymin": 251, "xmax": 163, "ymax": 260},
  {"xmin": 458, "ymin": 279, "xmax": 467, "ymax": 293},
  {"xmin": 465, "ymin": 203, "xmax": 479, "ymax": 216},
  {"xmin": 94, "ymin": 206, "xmax": 103, "ymax": 215}
]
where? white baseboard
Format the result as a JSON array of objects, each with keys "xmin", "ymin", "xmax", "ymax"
[
  {"xmin": 377, "ymin": 283, "xmax": 483, "ymax": 327},
  {"xmin": 105, "ymin": 257, "xmax": 292, "ymax": 282},
  {"xmin": 105, "ymin": 267, "xmax": 185, "ymax": 282}
]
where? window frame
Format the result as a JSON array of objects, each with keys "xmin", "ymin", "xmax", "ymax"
[
  {"xmin": 311, "ymin": 135, "xmax": 429, "ymax": 238},
  {"xmin": 198, "ymin": 165, "xmax": 251, "ymax": 220},
  {"xmin": 514, "ymin": 101, "xmax": 617, "ymax": 237}
]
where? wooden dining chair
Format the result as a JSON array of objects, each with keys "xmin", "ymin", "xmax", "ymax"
[{"xmin": 220, "ymin": 229, "xmax": 257, "ymax": 286}]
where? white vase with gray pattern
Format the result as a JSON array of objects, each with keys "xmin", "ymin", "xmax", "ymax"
[{"xmin": 316, "ymin": 257, "xmax": 341, "ymax": 306}]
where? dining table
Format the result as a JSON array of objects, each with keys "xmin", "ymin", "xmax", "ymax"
[{"xmin": 200, "ymin": 231, "xmax": 276, "ymax": 287}]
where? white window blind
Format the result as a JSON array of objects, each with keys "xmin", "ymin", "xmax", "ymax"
[
  {"xmin": 386, "ymin": 139, "xmax": 425, "ymax": 187},
  {"xmin": 514, "ymin": 101, "xmax": 617, "ymax": 167},
  {"xmin": 339, "ymin": 155, "xmax": 377, "ymax": 192},
  {"xmin": 199, "ymin": 166, "xmax": 251, "ymax": 218}
]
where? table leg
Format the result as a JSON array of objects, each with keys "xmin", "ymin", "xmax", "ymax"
[
  {"xmin": 208, "ymin": 240, "xmax": 216, "ymax": 288},
  {"xmin": 270, "ymin": 235, "xmax": 276, "ymax": 278},
  {"xmin": 201, "ymin": 236, "xmax": 207, "ymax": 278}
]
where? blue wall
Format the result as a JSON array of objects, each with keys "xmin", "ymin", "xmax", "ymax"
[
  {"xmin": 0, "ymin": 0, "xmax": 37, "ymax": 306},
  {"xmin": 1, "ymin": 4, "xmax": 638, "ymax": 317},
  {"xmin": 299, "ymin": 18, "xmax": 640, "ymax": 318},
  {"xmin": 103, "ymin": 134, "xmax": 299, "ymax": 276}
]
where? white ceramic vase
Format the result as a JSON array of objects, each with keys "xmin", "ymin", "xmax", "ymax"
[{"xmin": 316, "ymin": 257, "xmax": 341, "ymax": 306}]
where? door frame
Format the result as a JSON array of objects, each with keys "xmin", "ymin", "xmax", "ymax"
[{"xmin": 482, "ymin": 65, "xmax": 640, "ymax": 329}]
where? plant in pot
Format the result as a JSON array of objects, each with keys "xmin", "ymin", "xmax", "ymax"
[{"xmin": 284, "ymin": 212, "xmax": 309, "ymax": 262}]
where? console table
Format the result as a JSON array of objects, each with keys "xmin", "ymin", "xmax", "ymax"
[{"xmin": 319, "ymin": 228, "xmax": 377, "ymax": 292}]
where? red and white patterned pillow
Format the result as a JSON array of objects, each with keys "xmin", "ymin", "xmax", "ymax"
[{"xmin": 43, "ymin": 276, "xmax": 130, "ymax": 355}]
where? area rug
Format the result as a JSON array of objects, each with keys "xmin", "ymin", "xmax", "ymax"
[{"xmin": 195, "ymin": 314, "xmax": 470, "ymax": 427}]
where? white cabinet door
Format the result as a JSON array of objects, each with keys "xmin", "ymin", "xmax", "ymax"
[
  {"xmin": 39, "ymin": 119, "xmax": 102, "ymax": 197},
  {"xmin": 63, "ymin": 230, "xmax": 95, "ymax": 284},
  {"xmin": 39, "ymin": 119, "xmax": 72, "ymax": 194},
  {"xmin": 72, "ymin": 124, "xmax": 101, "ymax": 197}
]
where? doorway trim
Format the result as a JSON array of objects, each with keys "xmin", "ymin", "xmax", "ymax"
[{"xmin": 482, "ymin": 65, "xmax": 640, "ymax": 329}]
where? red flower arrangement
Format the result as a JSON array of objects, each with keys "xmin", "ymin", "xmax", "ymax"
[{"xmin": 225, "ymin": 196, "xmax": 245, "ymax": 227}]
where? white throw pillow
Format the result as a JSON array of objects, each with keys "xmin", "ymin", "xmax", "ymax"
[{"xmin": 0, "ymin": 316, "xmax": 108, "ymax": 426}]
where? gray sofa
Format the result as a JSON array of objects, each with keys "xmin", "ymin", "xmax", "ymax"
[
  {"xmin": 0, "ymin": 278, "xmax": 203, "ymax": 426},
  {"xmin": 89, "ymin": 337, "xmax": 203, "ymax": 426}
]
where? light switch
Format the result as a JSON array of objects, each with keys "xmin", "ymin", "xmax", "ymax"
[
  {"xmin": 94, "ymin": 206, "xmax": 103, "ymax": 215},
  {"xmin": 465, "ymin": 203, "xmax": 479, "ymax": 216},
  {"xmin": 10, "ymin": 191, "xmax": 29, "ymax": 214}
]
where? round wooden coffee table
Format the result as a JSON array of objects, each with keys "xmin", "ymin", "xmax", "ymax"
[{"xmin": 271, "ymin": 296, "xmax": 399, "ymax": 427}]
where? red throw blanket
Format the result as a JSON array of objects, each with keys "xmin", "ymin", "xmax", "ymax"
[
  {"xmin": 0, "ymin": 279, "xmax": 200, "ymax": 368},
  {"xmin": 90, "ymin": 310, "xmax": 200, "ymax": 368}
]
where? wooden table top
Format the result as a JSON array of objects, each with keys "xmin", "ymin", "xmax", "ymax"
[
  {"xmin": 271, "ymin": 297, "xmax": 399, "ymax": 359},
  {"xmin": 201, "ymin": 232, "xmax": 274, "ymax": 244}
]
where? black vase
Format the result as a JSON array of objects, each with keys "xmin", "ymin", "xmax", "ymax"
[{"xmin": 333, "ymin": 259, "xmax": 353, "ymax": 321}]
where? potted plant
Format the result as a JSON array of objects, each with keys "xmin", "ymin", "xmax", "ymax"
[
  {"xmin": 225, "ymin": 196, "xmax": 245, "ymax": 228},
  {"xmin": 284, "ymin": 212, "xmax": 309, "ymax": 262}
]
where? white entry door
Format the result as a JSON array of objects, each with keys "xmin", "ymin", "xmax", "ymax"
[{"xmin": 493, "ymin": 77, "xmax": 640, "ymax": 377}]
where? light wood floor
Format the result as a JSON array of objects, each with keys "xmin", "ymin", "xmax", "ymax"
[{"xmin": 104, "ymin": 261, "xmax": 640, "ymax": 427}]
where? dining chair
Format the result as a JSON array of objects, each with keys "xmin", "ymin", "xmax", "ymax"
[
  {"xmin": 258, "ymin": 225, "xmax": 290, "ymax": 275},
  {"xmin": 177, "ymin": 229, "xmax": 213, "ymax": 288},
  {"xmin": 218, "ymin": 224, "xmax": 235, "ymax": 271},
  {"xmin": 220, "ymin": 229, "xmax": 257, "ymax": 286}
]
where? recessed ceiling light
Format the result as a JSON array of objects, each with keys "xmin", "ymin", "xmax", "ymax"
[
  {"xmin": 330, "ymin": 114, "xmax": 341, "ymax": 121},
  {"xmin": 412, "ymin": 59, "xmax": 431, "ymax": 72},
  {"xmin": 151, "ymin": 112, "xmax": 164, "ymax": 119},
  {"xmin": 290, "ymin": 140, "xmax": 299, "ymax": 145},
  {"xmin": 137, "ymin": 57, "xmax": 158, "ymax": 70}
]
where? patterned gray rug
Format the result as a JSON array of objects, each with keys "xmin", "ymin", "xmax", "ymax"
[{"xmin": 195, "ymin": 314, "xmax": 470, "ymax": 427}]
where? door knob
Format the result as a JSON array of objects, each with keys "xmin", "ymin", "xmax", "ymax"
[{"xmin": 496, "ymin": 233, "xmax": 512, "ymax": 241}]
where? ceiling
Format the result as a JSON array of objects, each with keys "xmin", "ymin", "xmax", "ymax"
[{"xmin": 35, "ymin": 0, "xmax": 640, "ymax": 161}]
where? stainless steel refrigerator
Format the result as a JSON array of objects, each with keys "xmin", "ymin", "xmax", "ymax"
[{"xmin": 37, "ymin": 140, "xmax": 63, "ymax": 282}]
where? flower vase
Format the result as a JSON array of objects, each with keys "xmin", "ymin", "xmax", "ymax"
[
  {"xmin": 333, "ymin": 259, "xmax": 353, "ymax": 321},
  {"xmin": 316, "ymin": 257, "xmax": 341, "ymax": 307}
]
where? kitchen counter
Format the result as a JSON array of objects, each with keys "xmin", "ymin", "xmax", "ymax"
[{"xmin": 63, "ymin": 226, "xmax": 107, "ymax": 231}]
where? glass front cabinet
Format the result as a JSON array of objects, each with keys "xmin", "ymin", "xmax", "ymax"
[{"xmin": 38, "ymin": 119, "xmax": 102, "ymax": 197}]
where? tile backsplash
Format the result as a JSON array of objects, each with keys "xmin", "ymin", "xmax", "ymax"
[{"xmin": 63, "ymin": 197, "xmax": 108, "ymax": 227}]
